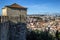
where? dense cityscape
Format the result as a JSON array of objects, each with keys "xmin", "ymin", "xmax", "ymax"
[
  {"xmin": 27, "ymin": 15, "xmax": 60, "ymax": 37},
  {"xmin": 27, "ymin": 15, "xmax": 60, "ymax": 30}
]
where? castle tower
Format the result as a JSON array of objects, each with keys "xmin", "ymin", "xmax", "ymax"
[
  {"xmin": 2, "ymin": 3, "xmax": 27, "ymax": 23},
  {"xmin": 1, "ymin": 3, "xmax": 27, "ymax": 40}
]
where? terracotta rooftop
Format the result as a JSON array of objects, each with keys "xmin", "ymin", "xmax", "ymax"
[{"xmin": 5, "ymin": 3, "xmax": 27, "ymax": 9}]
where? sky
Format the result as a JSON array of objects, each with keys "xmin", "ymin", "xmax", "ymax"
[{"xmin": 0, "ymin": 0, "xmax": 60, "ymax": 15}]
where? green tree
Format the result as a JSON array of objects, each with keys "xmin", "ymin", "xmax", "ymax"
[{"xmin": 26, "ymin": 30, "xmax": 55, "ymax": 40}]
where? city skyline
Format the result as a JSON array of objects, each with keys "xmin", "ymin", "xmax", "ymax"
[{"xmin": 0, "ymin": 0, "xmax": 60, "ymax": 15}]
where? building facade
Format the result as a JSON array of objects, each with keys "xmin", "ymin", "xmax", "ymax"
[{"xmin": 0, "ymin": 3, "xmax": 27, "ymax": 40}]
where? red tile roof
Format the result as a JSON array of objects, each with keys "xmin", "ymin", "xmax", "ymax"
[{"xmin": 6, "ymin": 3, "xmax": 27, "ymax": 9}]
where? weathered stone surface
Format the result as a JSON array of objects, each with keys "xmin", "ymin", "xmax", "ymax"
[
  {"xmin": 1, "ymin": 22, "xmax": 9, "ymax": 40},
  {"xmin": 0, "ymin": 22, "xmax": 27, "ymax": 40},
  {"xmin": 0, "ymin": 3, "xmax": 27, "ymax": 40}
]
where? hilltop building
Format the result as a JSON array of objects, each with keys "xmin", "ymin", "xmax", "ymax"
[{"xmin": 0, "ymin": 3, "xmax": 27, "ymax": 40}]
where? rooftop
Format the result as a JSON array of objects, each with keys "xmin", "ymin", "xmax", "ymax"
[{"xmin": 5, "ymin": 3, "xmax": 27, "ymax": 9}]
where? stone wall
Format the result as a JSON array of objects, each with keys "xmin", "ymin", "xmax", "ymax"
[
  {"xmin": 0, "ymin": 23, "xmax": 2, "ymax": 40},
  {"xmin": 1, "ymin": 22, "xmax": 9, "ymax": 40},
  {"xmin": 0, "ymin": 21, "xmax": 27, "ymax": 40}
]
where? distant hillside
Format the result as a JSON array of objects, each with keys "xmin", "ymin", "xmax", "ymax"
[{"xmin": 27, "ymin": 13, "xmax": 60, "ymax": 16}]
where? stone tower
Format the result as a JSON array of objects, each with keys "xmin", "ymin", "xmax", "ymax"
[
  {"xmin": 1, "ymin": 3, "xmax": 27, "ymax": 40},
  {"xmin": 2, "ymin": 3, "xmax": 27, "ymax": 23}
]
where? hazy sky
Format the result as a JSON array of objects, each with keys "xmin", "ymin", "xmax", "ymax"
[{"xmin": 0, "ymin": 0, "xmax": 60, "ymax": 15}]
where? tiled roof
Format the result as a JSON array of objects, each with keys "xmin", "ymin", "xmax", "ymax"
[{"xmin": 6, "ymin": 3, "xmax": 27, "ymax": 9}]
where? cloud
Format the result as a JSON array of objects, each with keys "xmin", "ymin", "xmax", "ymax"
[
  {"xmin": 25, "ymin": 3, "xmax": 60, "ymax": 14},
  {"xmin": 26, "ymin": 4, "xmax": 51, "ymax": 10},
  {"xmin": 25, "ymin": 4, "xmax": 50, "ymax": 14}
]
